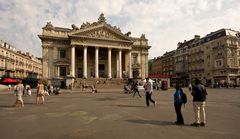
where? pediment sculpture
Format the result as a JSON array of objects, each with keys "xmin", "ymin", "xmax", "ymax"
[{"xmin": 84, "ymin": 29, "xmax": 118, "ymax": 40}]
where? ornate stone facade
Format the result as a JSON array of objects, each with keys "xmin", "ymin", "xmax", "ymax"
[{"xmin": 38, "ymin": 13, "xmax": 150, "ymax": 87}]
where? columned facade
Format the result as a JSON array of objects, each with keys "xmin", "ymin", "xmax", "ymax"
[{"xmin": 39, "ymin": 13, "xmax": 150, "ymax": 87}]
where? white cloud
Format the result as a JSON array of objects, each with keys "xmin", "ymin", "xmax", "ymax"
[{"xmin": 0, "ymin": 0, "xmax": 239, "ymax": 59}]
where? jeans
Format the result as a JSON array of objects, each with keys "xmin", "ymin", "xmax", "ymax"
[
  {"xmin": 133, "ymin": 89, "xmax": 141, "ymax": 97},
  {"xmin": 145, "ymin": 92, "xmax": 155, "ymax": 106},
  {"xmin": 174, "ymin": 102, "xmax": 184, "ymax": 124}
]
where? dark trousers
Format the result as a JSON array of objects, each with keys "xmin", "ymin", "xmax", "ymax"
[
  {"xmin": 174, "ymin": 102, "xmax": 184, "ymax": 124},
  {"xmin": 133, "ymin": 89, "xmax": 141, "ymax": 97},
  {"xmin": 145, "ymin": 92, "xmax": 155, "ymax": 106}
]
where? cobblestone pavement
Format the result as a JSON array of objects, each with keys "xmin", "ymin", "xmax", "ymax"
[{"xmin": 0, "ymin": 87, "xmax": 239, "ymax": 139}]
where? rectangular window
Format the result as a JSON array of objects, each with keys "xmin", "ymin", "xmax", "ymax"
[
  {"xmin": 215, "ymin": 59, "xmax": 223, "ymax": 67},
  {"xmin": 60, "ymin": 50, "xmax": 66, "ymax": 58},
  {"xmin": 60, "ymin": 67, "xmax": 67, "ymax": 77}
]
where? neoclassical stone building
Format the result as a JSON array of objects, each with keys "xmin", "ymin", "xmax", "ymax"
[{"xmin": 38, "ymin": 14, "xmax": 150, "ymax": 87}]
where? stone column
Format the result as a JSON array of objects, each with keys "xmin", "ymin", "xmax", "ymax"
[
  {"xmin": 71, "ymin": 46, "xmax": 75, "ymax": 77},
  {"xmin": 129, "ymin": 51, "xmax": 132, "ymax": 78},
  {"xmin": 108, "ymin": 48, "xmax": 112, "ymax": 78},
  {"xmin": 145, "ymin": 54, "xmax": 148, "ymax": 79},
  {"xmin": 119, "ymin": 49, "xmax": 122, "ymax": 78},
  {"xmin": 83, "ymin": 46, "xmax": 88, "ymax": 78},
  {"xmin": 116, "ymin": 52, "xmax": 119, "ymax": 78},
  {"xmin": 95, "ymin": 47, "xmax": 99, "ymax": 78},
  {"xmin": 55, "ymin": 66, "xmax": 59, "ymax": 77},
  {"xmin": 42, "ymin": 46, "xmax": 49, "ymax": 78}
]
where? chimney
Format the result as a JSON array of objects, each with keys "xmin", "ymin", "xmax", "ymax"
[
  {"xmin": 26, "ymin": 52, "xmax": 30, "ymax": 56},
  {"xmin": 194, "ymin": 35, "xmax": 200, "ymax": 39}
]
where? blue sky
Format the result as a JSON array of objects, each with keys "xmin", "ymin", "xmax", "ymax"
[{"xmin": 0, "ymin": 0, "xmax": 240, "ymax": 58}]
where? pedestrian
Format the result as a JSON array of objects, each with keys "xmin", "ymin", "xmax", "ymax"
[
  {"xmin": 8, "ymin": 84, "xmax": 11, "ymax": 90},
  {"xmin": 191, "ymin": 78, "xmax": 208, "ymax": 127},
  {"xmin": 25, "ymin": 84, "xmax": 31, "ymax": 95},
  {"xmin": 36, "ymin": 80, "xmax": 45, "ymax": 104},
  {"xmin": 132, "ymin": 80, "xmax": 141, "ymax": 97},
  {"xmin": 14, "ymin": 80, "xmax": 24, "ymax": 108},
  {"xmin": 173, "ymin": 84, "xmax": 184, "ymax": 125},
  {"xmin": 144, "ymin": 78, "xmax": 156, "ymax": 107}
]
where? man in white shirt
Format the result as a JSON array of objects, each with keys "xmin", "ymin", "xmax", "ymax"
[{"xmin": 144, "ymin": 78, "xmax": 156, "ymax": 107}]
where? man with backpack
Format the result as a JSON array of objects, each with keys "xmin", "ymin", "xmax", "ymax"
[
  {"xmin": 173, "ymin": 84, "xmax": 186, "ymax": 125},
  {"xmin": 191, "ymin": 78, "xmax": 208, "ymax": 127}
]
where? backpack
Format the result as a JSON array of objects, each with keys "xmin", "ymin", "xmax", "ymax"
[{"xmin": 181, "ymin": 89, "xmax": 187, "ymax": 104}]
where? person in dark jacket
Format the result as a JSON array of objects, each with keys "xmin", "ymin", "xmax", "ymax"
[
  {"xmin": 191, "ymin": 78, "xmax": 208, "ymax": 127},
  {"xmin": 132, "ymin": 80, "xmax": 141, "ymax": 98}
]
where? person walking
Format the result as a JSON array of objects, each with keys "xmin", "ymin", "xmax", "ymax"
[
  {"xmin": 36, "ymin": 80, "xmax": 45, "ymax": 104},
  {"xmin": 25, "ymin": 84, "xmax": 31, "ymax": 95},
  {"xmin": 173, "ymin": 84, "xmax": 184, "ymax": 125},
  {"xmin": 144, "ymin": 78, "xmax": 156, "ymax": 107},
  {"xmin": 191, "ymin": 78, "xmax": 208, "ymax": 127},
  {"xmin": 14, "ymin": 80, "xmax": 24, "ymax": 108},
  {"xmin": 132, "ymin": 80, "xmax": 141, "ymax": 98}
]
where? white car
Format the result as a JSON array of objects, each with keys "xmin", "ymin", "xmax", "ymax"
[
  {"xmin": 0, "ymin": 84, "xmax": 9, "ymax": 92},
  {"xmin": 137, "ymin": 85, "xmax": 145, "ymax": 92}
]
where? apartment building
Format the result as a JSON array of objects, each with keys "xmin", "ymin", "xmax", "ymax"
[
  {"xmin": 0, "ymin": 40, "xmax": 42, "ymax": 79},
  {"xmin": 151, "ymin": 28, "xmax": 240, "ymax": 87},
  {"xmin": 188, "ymin": 29, "xmax": 240, "ymax": 86}
]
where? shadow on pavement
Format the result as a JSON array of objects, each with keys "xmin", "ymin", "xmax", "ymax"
[
  {"xmin": 126, "ymin": 119, "xmax": 174, "ymax": 126},
  {"xmin": 0, "ymin": 105, "xmax": 14, "ymax": 108},
  {"xmin": 116, "ymin": 104, "xmax": 146, "ymax": 108},
  {"xmin": 96, "ymin": 97, "xmax": 118, "ymax": 101},
  {"xmin": 24, "ymin": 102, "xmax": 36, "ymax": 105}
]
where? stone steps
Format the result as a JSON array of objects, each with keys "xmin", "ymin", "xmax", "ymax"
[{"xmin": 74, "ymin": 78, "xmax": 127, "ymax": 89}]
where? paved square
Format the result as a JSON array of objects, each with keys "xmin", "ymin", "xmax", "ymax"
[{"xmin": 0, "ymin": 88, "xmax": 239, "ymax": 139}]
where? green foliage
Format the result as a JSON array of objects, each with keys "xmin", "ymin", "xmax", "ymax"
[{"xmin": 42, "ymin": 79, "xmax": 48, "ymax": 87}]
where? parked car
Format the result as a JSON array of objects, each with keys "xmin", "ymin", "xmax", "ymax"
[{"xmin": 137, "ymin": 85, "xmax": 145, "ymax": 92}]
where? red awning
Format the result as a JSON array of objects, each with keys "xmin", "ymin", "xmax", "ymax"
[{"xmin": 0, "ymin": 78, "xmax": 19, "ymax": 85}]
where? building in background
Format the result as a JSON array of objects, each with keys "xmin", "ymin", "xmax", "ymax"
[
  {"xmin": 151, "ymin": 28, "xmax": 240, "ymax": 87},
  {"xmin": 0, "ymin": 40, "xmax": 42, "ymax": 79},
  {"xmin": 38, "ymin": 13, "xmax": 150, "ymax": 87},
  {"xmin": 149, "ymin": 51, "xmax": 175, "ymax": 88},
  {"xmin": 188, "ymin": 29, "xmax": 240, "ymax": 87},
  {"xmin": 174, "ymin": 38, "xmax": 195, "ymax": 86}
]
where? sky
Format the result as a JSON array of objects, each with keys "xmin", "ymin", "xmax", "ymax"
[{"xmin": 0, "ymin": 0, "xmax": 240, "ymax": 59}]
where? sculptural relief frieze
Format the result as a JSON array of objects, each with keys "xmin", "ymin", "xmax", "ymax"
[
  {"xmin": 43, "ymin": 40, "xmax": 69, "ymax": 46},
  {"xmin": 84, "ymin": 29, "xmax": 118, "ymax": 40}
]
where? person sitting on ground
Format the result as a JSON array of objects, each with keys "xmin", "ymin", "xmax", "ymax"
[{"xmin": 91, "ymin": 84, "xmax": 97, "ymax": 93}]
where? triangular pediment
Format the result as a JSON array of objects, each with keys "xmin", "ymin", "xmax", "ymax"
[{"xmin": 69, "ymin": 24, "xmax": 133, "ymax": 42}]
